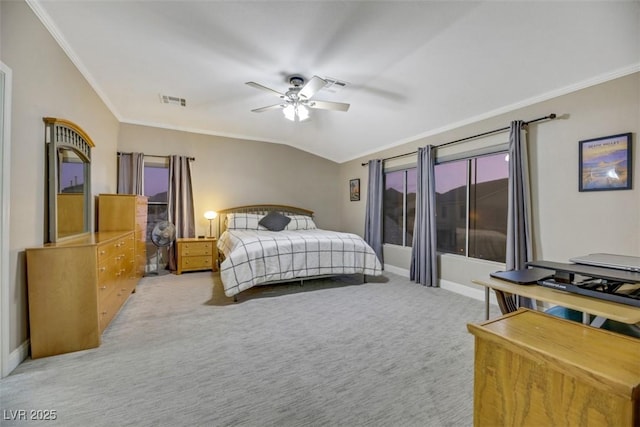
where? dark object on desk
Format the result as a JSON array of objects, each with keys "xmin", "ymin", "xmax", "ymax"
[
  {"xmin": 528, "ymin": 259, "xmax": 640, "ymax": 308},
  {"xmin": 490, "ymin": 268, "xmax": 553, "ymax": 285},
  {"xmin": 538, "ymin": 278, "xmax": 640, "ymax": 308}
]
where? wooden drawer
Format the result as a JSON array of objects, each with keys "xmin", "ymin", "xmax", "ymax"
[
  {"xmin": 181, "ymin": 241, "xmax": 213, "ymax": 256},
  {"xmin": 180, "ymin": 255, "xmax": 213, "ymax": 270},
  {"xmin": 97, "ymin": 277, "xmax": 114, "ymax": 307},
  {"xmin": 97, "ymin": 262, "xmax": 117, "ymax": 294},
  {"xmin": 97, "ymin": 241, "xmax": 118, "ymax": 262},
  {"xmin": 98, "ymin": 277, "xmax": 133, "ymax": 333},
  {"xmin": 98, "ymin": 288, "xmax": 121, "ymax": 333}
]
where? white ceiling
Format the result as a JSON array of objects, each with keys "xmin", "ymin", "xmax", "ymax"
[{"xmin": 29, "ymin": 1, "xmax": 640, "ymax": 163}]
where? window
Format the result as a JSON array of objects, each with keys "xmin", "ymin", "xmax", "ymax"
[
  {"xmin": 435, "ymin": 152, "xmax": 509, "ymax": 263},
  {"xmin": 144, "ymin": 157, "xmax": 169, "ymax": 267},
  {"xmin": 383, "ymin": 168, "xmax": 417, "ymax": 247}
]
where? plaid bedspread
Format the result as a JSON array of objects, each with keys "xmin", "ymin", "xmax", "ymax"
[{"xmin": 217, "ymin": 229, "xmax": 383, "ymax": 297}]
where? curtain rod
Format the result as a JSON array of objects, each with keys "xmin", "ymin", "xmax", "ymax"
[
  {"xmin": 117, "ymin": 151, "xmax": 195, "ymax": 161},
  {"xmin": 361, "ymin": 113, "xmax": 557, "ymax": 166}
]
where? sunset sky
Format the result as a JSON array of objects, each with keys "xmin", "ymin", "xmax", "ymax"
[{"xmin": 386, "ymin": 152, "xmax": 509, "ymax": 195}]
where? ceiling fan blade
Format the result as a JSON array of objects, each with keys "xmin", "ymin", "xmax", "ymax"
[
  {"xmin": 308, "ymin": 100, "xmax": 350, "ymax": 112},
  {"xmin": 251, "ymin": 104, "xmax": 284, "ymax": 113},
  {"xmin": 245, "ymin": 82, "xmax": 285, "ymax": 98},
  {"xmin": 298, "ymin": 75, "xmax": 327, "ymax": 100}
]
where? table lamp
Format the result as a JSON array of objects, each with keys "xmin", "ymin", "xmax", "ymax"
[{"xmin": 204, "ymin": 210, "xmax": 217, "ymax": 238}]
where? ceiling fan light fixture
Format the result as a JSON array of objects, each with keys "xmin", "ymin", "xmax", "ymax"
[
  {"xmin": 297, "ymin": 105, "xmax": 310, "ymax": 121},
  {"xmin": 248, "ymin": 74, "xmax": 349, "ymax": 121},
  {"xmin": 283, "ymin": 104, "xmax": 296, "ymax": 121},
  {"xmin": 282, "ymin": 103, "xmax": 309, "ymax": 122}
]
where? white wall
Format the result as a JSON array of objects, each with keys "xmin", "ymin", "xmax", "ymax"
[
  {"xmin": 1, "ymin": 1, "xmax": 120, "ymax": 361},
  {"xmin": 117, "ymin": 124, "xmax": 342, "ymax": 234}
]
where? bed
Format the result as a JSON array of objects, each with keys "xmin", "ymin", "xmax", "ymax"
[{"xmin": 216, "ymin": 205, "xmax": 383, "ymax": 299}]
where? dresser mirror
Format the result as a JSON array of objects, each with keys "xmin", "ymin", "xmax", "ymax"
[{"xmin": 44, "ymin": 117, "xmax": 94, "ymax": 243}]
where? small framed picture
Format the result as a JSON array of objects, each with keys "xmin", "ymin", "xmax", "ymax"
[
  {"xmin": 579, "ymin": 133, "xmax": 632, "ymax": 192},
  {"xmin": 349, "ymin": 178, "xmax": 360, "ymax": 201}
]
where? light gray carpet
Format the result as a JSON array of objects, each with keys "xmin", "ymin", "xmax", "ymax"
[{"xmin": 0, "ymin": 272, "xmax": 497, "ymax": 426}]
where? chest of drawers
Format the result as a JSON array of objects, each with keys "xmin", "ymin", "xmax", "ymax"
[
  {"xmin": 26, "ymin": 231, "xmax": 137, "ymax": 358},
  {"xmin": 98, "ymin": 194, "xmax": 148, "ymax": 278},
  {"xmin": 176, "ymin": 238, "xmax": 217, "ymax": 274}
]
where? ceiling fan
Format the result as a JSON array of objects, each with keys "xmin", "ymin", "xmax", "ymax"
[{"xmin": 246, "ymin": 75, "xmax": 350, "ymax": 122}]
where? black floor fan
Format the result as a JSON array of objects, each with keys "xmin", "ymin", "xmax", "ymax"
[{"xmin": 148, "ymin": 220, "xmax": 176, "ymax": 276}]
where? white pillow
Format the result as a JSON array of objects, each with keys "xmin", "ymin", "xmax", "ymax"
[
  {"xmin": 284, "ymin": 215, "xmax": 317, "ymax": 230},
  {"xmin": 226, "ymin": 213, "xmax": 265, "ymax": 230}
]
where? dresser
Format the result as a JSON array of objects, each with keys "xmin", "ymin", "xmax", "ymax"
[
  {"xmin": 467, "ymin": 309, "xmax": 640, "ymax": 427},
  {"xmin": 97, "ymin": 194, "xmax": 148, "ymax": 278},
  {"xmin": 26, "ymin": 231, "xmax": 137, "ymax": 358},
  {"xmin": 176, "ymin": 238, "xmax": 217, "ymax": 274}
]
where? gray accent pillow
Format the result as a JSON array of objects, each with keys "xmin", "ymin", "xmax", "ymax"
[{"xmin": 258, "ymin": 211, "xmax": 291, "ymax": 231}]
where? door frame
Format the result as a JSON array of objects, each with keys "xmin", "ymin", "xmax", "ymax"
[{"xmin": 0, "ymin": 61, "xmax": 13, "ymax": 377}]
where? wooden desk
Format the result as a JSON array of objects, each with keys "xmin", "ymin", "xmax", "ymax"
[
  {"xmin": 468, "ymin": 309, "xmax": 640, "ymax": 427},
  {"xmin": 473, "ymin": 276, "xmax": 640, "ymax": 325}
]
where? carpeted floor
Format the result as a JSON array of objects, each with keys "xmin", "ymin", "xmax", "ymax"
[{"xmin": 0, "ymin": 272, "xmax": 497, "ymax": 426}]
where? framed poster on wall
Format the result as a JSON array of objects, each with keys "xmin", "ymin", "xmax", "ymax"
[
  {"xmin": 349, "ymin": 178, "xmax": 360, "ymax": 201},
  {"xmin": 579, "ymin": 133, "xmax": 632, "ymax": 192}
]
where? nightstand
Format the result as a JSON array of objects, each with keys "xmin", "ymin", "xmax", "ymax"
[{"xmin": 175, "ymin": 238, "xmax": 218, "ymax": 274}]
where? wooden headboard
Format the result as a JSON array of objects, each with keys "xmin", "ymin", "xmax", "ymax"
[{"xmin": 217, "ymin": 204, "xmax": 314, "ymax": 234}]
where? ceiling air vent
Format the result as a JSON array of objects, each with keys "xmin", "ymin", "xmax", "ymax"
[
  {"xmin": 322, "ymin": 77, "xmax": 348, "ymax": 93},
  {"xmin": 159, "ymin": 94, "xmax": 186, "ymax": 107}
]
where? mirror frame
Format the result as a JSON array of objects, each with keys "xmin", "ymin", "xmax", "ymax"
[{"xmin": 44, "ymin": 117, "xmax": 94, "ymax": 243}]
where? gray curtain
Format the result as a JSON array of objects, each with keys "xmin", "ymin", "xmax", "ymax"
[
  {"xmin": 410, "ymin": 145, "xmax": 438, "ymax": 286},
  {"xmin": 504, "ymin": 120, "xmax": 534, "ymax": 310},
  {"xmin": 167, "ymin": 155, "xmax": 195, "ymax": 271},
  {"xmin": 364, "ymin": 159, "xmax": 384, "ymax": 265},
  {"xmin": 117, "ymin": 152, "xmax": 144, "ymax": 195}
]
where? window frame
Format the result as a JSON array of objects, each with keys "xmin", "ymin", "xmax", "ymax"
[
  {"xmin": 143, "ymin": 156, "xmax": 170, "ymax": 269},
  {"xmin": 435, "ymin": 149, "xmax": 509, "ymax": 263},
  {"xmin": 143, "ymin": 155, "xmax": 169, "ymax": 207},
  {"xmin": 383, "ymin": 166, "xmax": 416, "ymax": 248},
  {"xmin": 380, "ymin": 134, "xmax": 510, "ymax": 262}
]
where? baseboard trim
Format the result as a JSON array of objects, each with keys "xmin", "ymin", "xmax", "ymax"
[
  {"xmin": 383, "ymin": 264, "xmax": 497, "ymax": 306},
  {"xmin": 383, "ymin": 264, "xmax": 410, "ymax": 277},
  {"xmin": 440, "ymin": 279, "xmax": 497, "ymax": 306},
  {"xmin": 4, "ymin": 339, "xmax": 29, "ymax": 377}
]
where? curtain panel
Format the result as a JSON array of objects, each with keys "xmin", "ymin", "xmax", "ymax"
[
  {"xmin": 503, "ymin": 120, "xmax": 534, "ymax": 311},
  {"xmin": 117, "ymin": 152, "xmax": 144, "ymax": 195},
  {"xmin": 167, "ymin": 155, "xmax": 195, "ymax": 271},
  {"xmin": 364, "ymin": 159, "xmax": 384, "ymax": 265},
  {"xmin": 410, "ymin": 145, "xmax": 438, "ymax": 287}
]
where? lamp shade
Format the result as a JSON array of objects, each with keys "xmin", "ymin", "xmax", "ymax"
[{"xmin": 204, "ymin": 211, "xmax": 217, "ymax": 220}]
